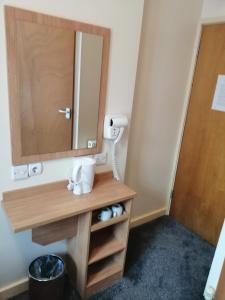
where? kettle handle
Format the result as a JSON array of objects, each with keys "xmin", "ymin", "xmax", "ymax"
[{"xmin": 72, "ymin": 163, "xmax": 82, "ymax": 184}]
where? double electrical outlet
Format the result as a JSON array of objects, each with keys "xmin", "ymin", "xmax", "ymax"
[
  {"xmin": 12, "ymin": 163, "xmax": 43, "ymax": 180},
  {"xmin": 12, "ymin": 152, "xmax": 107, "ymax": 181}
]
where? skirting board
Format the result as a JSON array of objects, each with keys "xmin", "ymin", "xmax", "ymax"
[
  {"xmin": 130, "ymin": 207, "xmax": 167, "ymax": 229},
  {"xmin": 0, "ymin": 278, "xmax": 28, "ymax": 300},
  {"xmin": 0, "ymin": 207, "xmax": 166, "ymax": 299}
]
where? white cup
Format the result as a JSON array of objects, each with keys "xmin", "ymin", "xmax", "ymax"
[
  {"xmin": 98, "ymin": 207, "xmax": 112, "ymax": 221},
  {"xmin": 111, "ymin": 204, "xmax": 123, "ymax": 218}
]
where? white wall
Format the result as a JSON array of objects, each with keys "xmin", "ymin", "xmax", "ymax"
[
  {"xmin": 125, "ymin": 0, "xmax": 203, "ymax": 218},
  {"xmin": 0, "ymin": 0, "xmax": 144, "ymax": 288},
  {"xmin": 202, "ymin": 0, "xmax": 225, "ymax": 19}
]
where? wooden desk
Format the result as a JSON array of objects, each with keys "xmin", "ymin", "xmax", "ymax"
[{"xmin": 2, "ymin": 172, "xmax": 136, "ymax": 298}]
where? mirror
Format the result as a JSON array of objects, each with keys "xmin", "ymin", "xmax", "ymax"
[
  {"xmin": 5, "ymin": 6, "xmax": 110, "ymax": 164},
  {"xmin": 73, "ymin": 32, "xmax": 103, "ymax": 150}
]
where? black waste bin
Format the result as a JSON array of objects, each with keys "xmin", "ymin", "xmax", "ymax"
[{"xmin": 28, "ymin": 255, "xmax": 65, "ymax": 300}]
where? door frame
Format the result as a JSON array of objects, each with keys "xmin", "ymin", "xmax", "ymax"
[
  {"xmin": 204, "ymin": 220, "xmax": 225, "ymax": 299},
  {"xmin": 167, "ymin": 16, "xmax": 225, "ymax": 214}
]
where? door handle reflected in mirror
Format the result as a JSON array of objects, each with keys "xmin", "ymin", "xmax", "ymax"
[{"xmin": 58, "ymin": 107, "xmax": 71, "ymax": 120}]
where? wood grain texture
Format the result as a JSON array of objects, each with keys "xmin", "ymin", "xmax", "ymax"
[
  {"xmin": 3, "ymin": 171, "xmax": 112, "ymax": 202},
  {"xmin": 215, "ymin": 260, "xmax": 225, "ymax": 300},
  {"xmin": 5, "ymin": 6, "xmax": 110, "ymax": 165},
  {"xmin": 170, "ymin": 24, "xmax": 225, "ymax": 245},
  {"xmin": 87, "ymin": 259, "xmax": 122, "ymax": 288},
  {"xmin": 88, "ymin": 233, "xmax": 125, "ymax": 265},
  {"xmin": 16, "ymin": 20, "xmax": 74, "ymax": 155},
  {"xmin": 112, "ymin": 200, "xmax": 132, "ymax": 274},
  {"xmin": 91, "ymin": 212, "xmax": 129, "ymax": 232},
  {"xmin": 94, "ymin": 170, "xmax": 113, "ymax": 184},
  {"xmin": 86, "ymin": 271, "xmax": 122, "ymax": 298},
  {"xmin": 68, "ymin": 212, "xmax": 92, "ymax": 297},
  {"xmin": 86, "ymin": 201, "xmax": 132, "ymax": 296},
  {"xmin": 2, "ymin": 177, "xmax": 136, "ymax": 232},
  {"xmin": 32, "ymin": 217, "xmax": 77, "ymax": 245}
]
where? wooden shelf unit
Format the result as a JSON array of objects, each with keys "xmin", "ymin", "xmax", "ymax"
[
  {"xmin": 86, "ymin": 253, "xmax": 124, "ymax": 297},
  {"xmin": 91, "ymin": 212, "xmax": 129, "ymax": 232},
  {"xmin": 68, "ymin": 198, "xmax": 133, "ymax": 298},
  {"xmin": 88, "ymin": 227, "xmax": 126, "ymax": 265},
  {"xmin": 87, "ymin": 255, "xmax": 122, "ymax": 288},
  {"xmin": 3, "ymin": 172, "xmax": 135, "ymax": 299}
]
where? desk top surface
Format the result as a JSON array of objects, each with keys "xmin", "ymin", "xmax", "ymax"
[{"xmin": 2, "ymin": 173, "xmax": 136, "ymax": 232}]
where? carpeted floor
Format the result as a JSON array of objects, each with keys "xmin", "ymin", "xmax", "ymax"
[{"xmin": 11, "ymin": 216, "xmax": 215, "ymax": 300}]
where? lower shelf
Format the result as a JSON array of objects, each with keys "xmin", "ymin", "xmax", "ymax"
[
  {"xmin": 86, "ymin": 270, "xmax": 122, "ymax": 297},
  {"xmin": 88, "ymin": 229, "xmax": 126, "ymax": 265},
  {"xmin": 87, "ymin": 258, "xmax": 122, "ymax": 288}
]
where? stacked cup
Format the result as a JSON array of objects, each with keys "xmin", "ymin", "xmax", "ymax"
[{"xmin": 98, "ymin": 204, "xmax": 124, "ymax": 221}]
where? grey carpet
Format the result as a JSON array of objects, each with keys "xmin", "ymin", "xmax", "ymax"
[{"xmin": 11, "ymin": 216, "xmax": 215, "ymax": 300}]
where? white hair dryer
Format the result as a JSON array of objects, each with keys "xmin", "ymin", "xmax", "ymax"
[{"xmin": 104, "ymin": 115, "xmax": 128, "ymax": 181}]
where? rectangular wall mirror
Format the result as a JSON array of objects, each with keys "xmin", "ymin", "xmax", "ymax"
[{"xmin": 5, "ymin": 6, "xmax": 110, "ymax": 164}]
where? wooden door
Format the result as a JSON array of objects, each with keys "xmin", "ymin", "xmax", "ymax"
[
  {"xmin": 16, "ymin": 21, "xmax": 75, "ymax": 155},
  {"xmin": 170, "ymin": 24, "xmax": 225, "ymax": 245}
]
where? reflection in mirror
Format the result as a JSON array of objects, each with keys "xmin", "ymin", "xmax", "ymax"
[
  {"xmin": 15, "ymin": 21, "xmax": 103, "ymax": 156},
  {"xmin": 5, "ymin": 6, "xmax": 110, "ymax": 164},
  {"xmin": 17, "ymin": 20, "xmax": 75, "ymax": 156},
  {"xmin": 73, "ymin": 32, "xmax": 103, "ymax": 150}
]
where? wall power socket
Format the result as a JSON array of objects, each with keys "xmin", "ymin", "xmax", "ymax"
[
  {"xmin": 28, "ymin": 163, "xmax": 43, "ymax": 176},
  {"xmin": 93, "ymin": 153, "xmax": 107, "ymax": 165},
  {"xmin": 12, "ymin": 162, "xmax": 43, "ymax": 181}
]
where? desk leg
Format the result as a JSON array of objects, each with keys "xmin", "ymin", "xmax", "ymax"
[
  {"xmin": 113, "ymin": 199, "xmax": 133, "ymax": 274},
  {"xmin": 68, "ymin": 212, "xmax": 92, "ymax": 298}
]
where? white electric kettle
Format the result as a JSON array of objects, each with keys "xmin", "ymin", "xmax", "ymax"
[{"xmin": 70, "ymin": 157, "xmax": 96, "ymax": 195}]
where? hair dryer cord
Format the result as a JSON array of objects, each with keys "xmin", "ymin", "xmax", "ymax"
[{"xmin": 112, "ymin": 142, "xmax": 120, "ymax": 181}]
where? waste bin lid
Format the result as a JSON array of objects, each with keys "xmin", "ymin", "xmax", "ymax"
[{"xmin": 29, "ymin": 255, "xmax": 64, "ymax": 282}]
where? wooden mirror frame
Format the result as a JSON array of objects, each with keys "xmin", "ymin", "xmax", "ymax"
[{"xmin": 5, "ymin": 6, "xmax": 110, "ymax": 165}]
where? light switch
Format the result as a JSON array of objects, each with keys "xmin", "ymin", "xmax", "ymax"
[{"xmin": 12, "ymin": 165, "xmax": 29, "ymax": 180}]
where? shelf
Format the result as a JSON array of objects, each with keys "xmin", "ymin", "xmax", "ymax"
[
  {"xmin": 91, "ymin": 212, "xmax": 129, "ymax": 232},
  {"xmin": 88, "ymin": 230, "xmax": 125, "ymax": 265},
  {"xmin": 86, "ymin": 269, "xmax": 122, "ymax": 297},
  {"xmin": 87, "ymin": 257, "xmax": 122, "ymax": 288}
]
